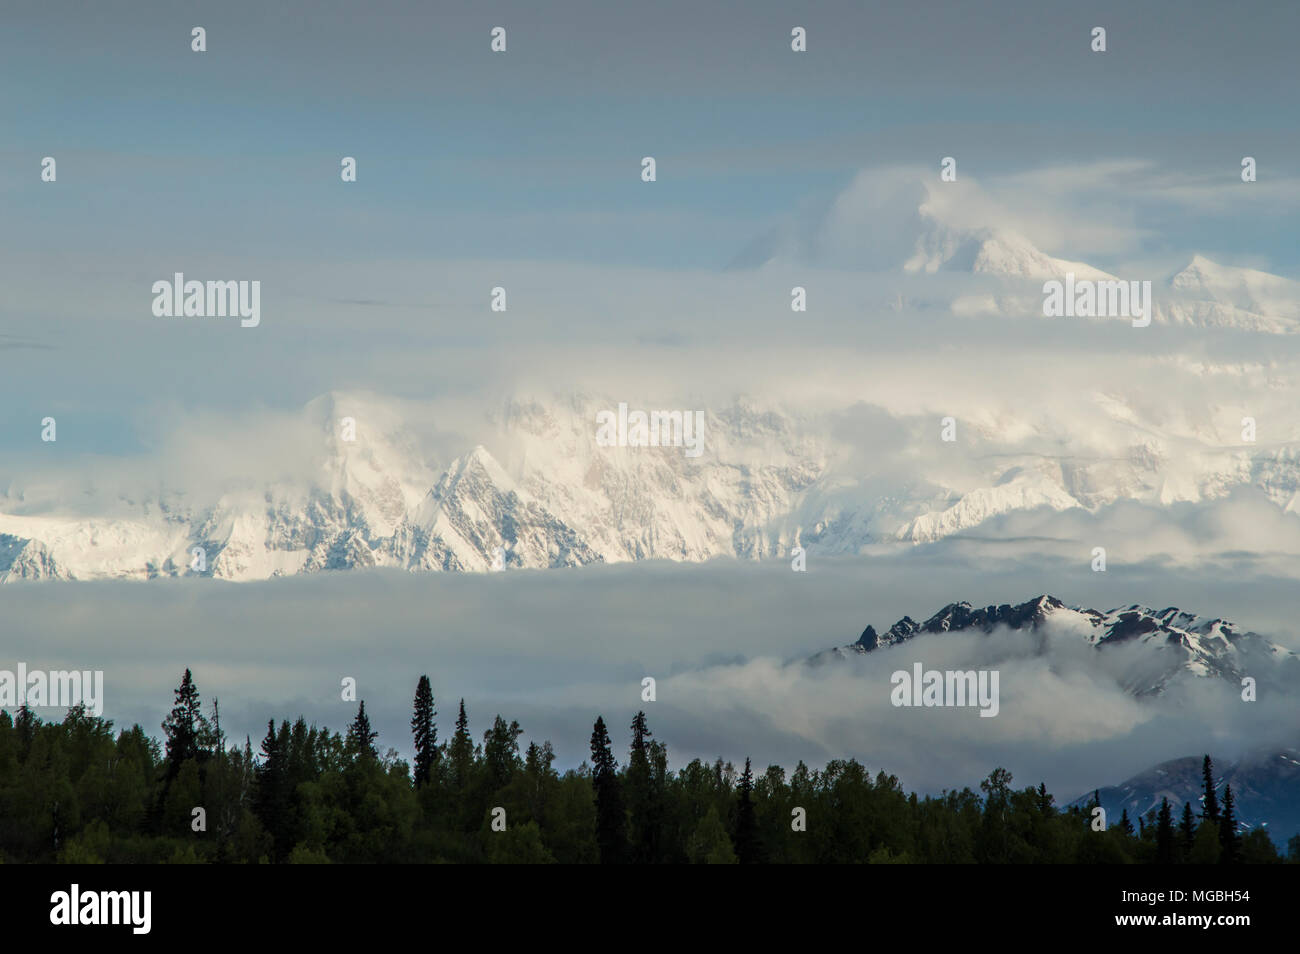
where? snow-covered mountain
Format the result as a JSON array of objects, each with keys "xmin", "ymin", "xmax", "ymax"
[
  {"xmin": 3, "ymin": 386, "xmax": 1300, "ymax": 582},
  {"xmin": 814, "ymin": 594, "xmax": 1298, "ymax": 697},
  {"xmin": 5, "ymin": 174, "xmax": 1300, "ymax": 583},
  {"xmin": 1160, "ymin": 255, "xmax": 1300, "ymax": 334},
  {"xmin": 735, "ymin": 170, "xmax": 1300, "ymax": 332},
  {"xmin": 734, "ymin": 172, "xmax": 1115, "ymax": 283},
  {"xmin": 0, "ymin": 394, "xmax": 824, "ymax": 581}
]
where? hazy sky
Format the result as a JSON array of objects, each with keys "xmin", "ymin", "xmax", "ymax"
[
  {"xmin": 3, "ymin": 0, "xmax": 1298, "ymax": 453},
  {"xmin": 3, "ymin": 0, "xmax": 1298, "ymax": 271}
]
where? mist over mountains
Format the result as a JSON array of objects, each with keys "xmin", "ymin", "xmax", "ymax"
[
  {"xmin": 6, "ymin": 168, "xmax": 1299, "ymax": 582},
  {"xmin": 814, "ymin": 593, "xmax": 1298, "ymax": 697},
  {"xmin": 2, "ymin": 380, "xmax": 1299, "ymax": 582}
]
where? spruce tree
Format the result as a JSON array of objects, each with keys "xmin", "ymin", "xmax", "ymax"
[
  {"xmin": 448, "ymin": 699, "xmax": 474, "ymax": 792},
  {"xmin": 411, "ymin": 675, "xmax": 437, "ymax": 787},
  {"xmin": 733, "ymin": 757, "xmax": 763, "ymax": 864},
  {"xmin": 589, "ymin": 715, "xmax": 626, "ymax": 864},
  {"xmin": 626, "ymin": 711, "xmax": 658, "ymax": 863},
  {"xmin": 1036, "ymin": 782, "xmax": 1053, "ymax": 814},
  {"xmin": 1219, "ymin": 784, "xmax": 1241, "ymax": 864},
  {"xmin": 1201, "ymin": 755, "xmax": 1220, "ymax": 823},
  {"xmin": 253, "ymin": 720, "xmax": 290, "ymax": 860},
  {"xmin": 1155, "ymin": 797, "xmax": 1175, "ymax": 864},
  {"xmin": 346, "ymin": 700, "xmax": 378, "ymax": 761},
  {"xmin": 1179, "ymin": 801, "xmax": 1196, "ymax": 855},
  {"xmin": 1119, "ymin": 807, "xmax": 1135, "ymax": 837},
  {"xmin": 161, "ymin": 668, "xmax": 211, "ymax": 780}
]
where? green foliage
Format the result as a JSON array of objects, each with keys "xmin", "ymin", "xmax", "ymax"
[
  {"xmin": 0, "ymin": 685, "xmax": 1289, "ymax": 864},
  {"xmin": 485, "ymin": 820, "xmax": 554, "ymax": 864},
  {"xmin": 687, "ymin": 806, "xmax": 736, "ymax": 864},
  {"xmin": 1189, "ymin": 820, "xmax": 1222, "ymax": 864}
]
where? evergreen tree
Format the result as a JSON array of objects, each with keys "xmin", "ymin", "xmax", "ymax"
[
  {"xmin": 1155, "ymin": 798, "xmax": 1175, "ymax": 864},
  {"xmin": 447, "ymin": 699, "xmax": 474, "ymax": 792},
  {"xmin": 1119, "ymin": 808, "xmax": 1135, "ymax": 837},
  {"xmin": 1179, "ymin": 801, "xmax": 1196, "ymax": 855},
  {"xmin": 410, "ymin": 676, "xmax": 437, "ymax": 787},
  {"xmin": 626, "ymin": 711, "xmax": 661, "ymax": 863},
  {"xmin": 7, "ymin": 672, "xmax": 1298, "ymax": 866},
  {"xmin": 211, "ymin": 697, "xmax": 224, "ymax": 755},
  {"xmin": 14, "ymin": 705, "xmax": 38, "ymax": 759},
  {"xmin": 1201, "ymin": 755, "xmax": 1220, "ymax": 823},
  {"xmin": 346, "ymin": 701, "xmax": 378, "ymax": 761},
  {"xmin": 1036, "ymin": 782, "xmax": 1053, "ymax": 814},
  {"xmin": 589, "ymin": 716, "xmax": 626, "ymax": 864},
  {"xmin": 1219, "ymin": 784, "xmax": 1241, "ymax": 864},
  {"xmin": 483, "ymin": 716, "xmax": 523, "ymax": 791},
  {"xmin": 253, "ymin": 720, "xmax": 290, "ymax": 861},
  {"xmin": 161, "ymin": 669, "xmax": 210, "ymax": 780},
  {"xmin": 733, "ymin": 757, "xmax": 763, "ymax": 864}
]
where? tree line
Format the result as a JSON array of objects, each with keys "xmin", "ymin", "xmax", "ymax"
[{"xmin": 0, "ymin": 669, "xmax": 1293, "ymax": 864}]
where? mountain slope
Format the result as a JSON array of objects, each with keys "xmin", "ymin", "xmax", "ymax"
[
  {"xmin": 735, "ymin": 171, "xmax": 1116, "ymax": 282},
  {"xmin": 1161, "ymin": 255, "xmax": 1300, "ymax": 333},
  {"xmin": 4, "ymin": 385, "xmax": 1300, "ymax": 582},
  {"xmin": 1071, "ymin": 750, "xmax": 1300, "ymax": 842},
  {"xmin": 814, "ymin": 594, "xmax": 1298, "ymax": 697}
]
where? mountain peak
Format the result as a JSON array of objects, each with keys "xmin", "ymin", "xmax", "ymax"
[
  {"xmin": 733, "ymin": 169, "xmax": 1115, "ymax": 280},
  {"xmin": 831, "ymin": 595, "xmax": 1296, "ymax": 697}
]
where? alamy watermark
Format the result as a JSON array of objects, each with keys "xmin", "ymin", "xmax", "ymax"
[
  {"xmin": 1042, "ymin": 273, "xmax": 1151, "ymax": 327},
  {"xmin": 595, "ymin": 403, "xmax": 705, "ymax": 458},
  {"xmin": 152, "ymin": 273, "xmax": 260, "ymax": 327},
  {"xmin": 890, "ymin": 663, "xmax": 999, "ymax": 718},
  {"xmin": 50, "ymin": 884, "xmax": 150, "ymax": 934},
  {"xmin": 0, "ymin": 664, "xmax": 104, "ymax": 716}
]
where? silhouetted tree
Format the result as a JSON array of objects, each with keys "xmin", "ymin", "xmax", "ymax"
[
  {"xmin": 1201, "ymin": 755, "xmax": 1220, "ymax": 823},
  {"xmin": 161, "ymin": 669, "xmax": 210, "ymax": 780},
  {"xmin": 1179, "ymin": 801, "xmax": 1197, "ymax": 856},
  {"xmin": 626, "ymin": 711, "xmax": 659, "ymax": 863},
  {"xmin": 411, "ymin": 676, "xmax": 437, "ymax": 786},
  {"xmin": 590, "ymin": 716, "xmax": 626, "ymax": 863},
  {"xmin": 1119, "ymin": 808, "xmax": 1135, "ymax": 837},
  {"xmin": 447, "ymin": 699, "xmax": 474, "ymax": 793},
  {"xmin": 1219, "ymin": 784, "xmax": 1241, "ymax": 864},
  {"xmin": 734, "ymin": 757, "xmax": 764, "ymax": 864},
  {"xmin": 346, "ymin": 701, "xmax": 378, "ymax": 760},
  {"xmin": 1155, "ymin": 798, "xmax": 1175, "ymax": 864}
]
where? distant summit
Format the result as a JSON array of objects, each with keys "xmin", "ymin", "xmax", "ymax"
[{"xmin": 815, "ymin": 594, "xmax": 1298, "ymax": 697}]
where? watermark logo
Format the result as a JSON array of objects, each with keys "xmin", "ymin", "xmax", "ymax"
[
  {"xmin": 151, "ymin": 273, "xmax": 261, "ymax": 327},
  {"xmin": 890, "ymin": 663, "xmax": 999, "ymax": 717},
  {"xmin": 0, "ymin": 664, "xmax": 103, "ymax": 716},
  {"xmin": 595, "ymin": 403, "xmax": 704, "ymax": 458},
  {"xmin": 1042, "ymin": 273, "xmax": 1151, "ymax": 327},
  {"xmin": 50, "ymin": 884, "xmax": 150, "ymax": 934}
]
